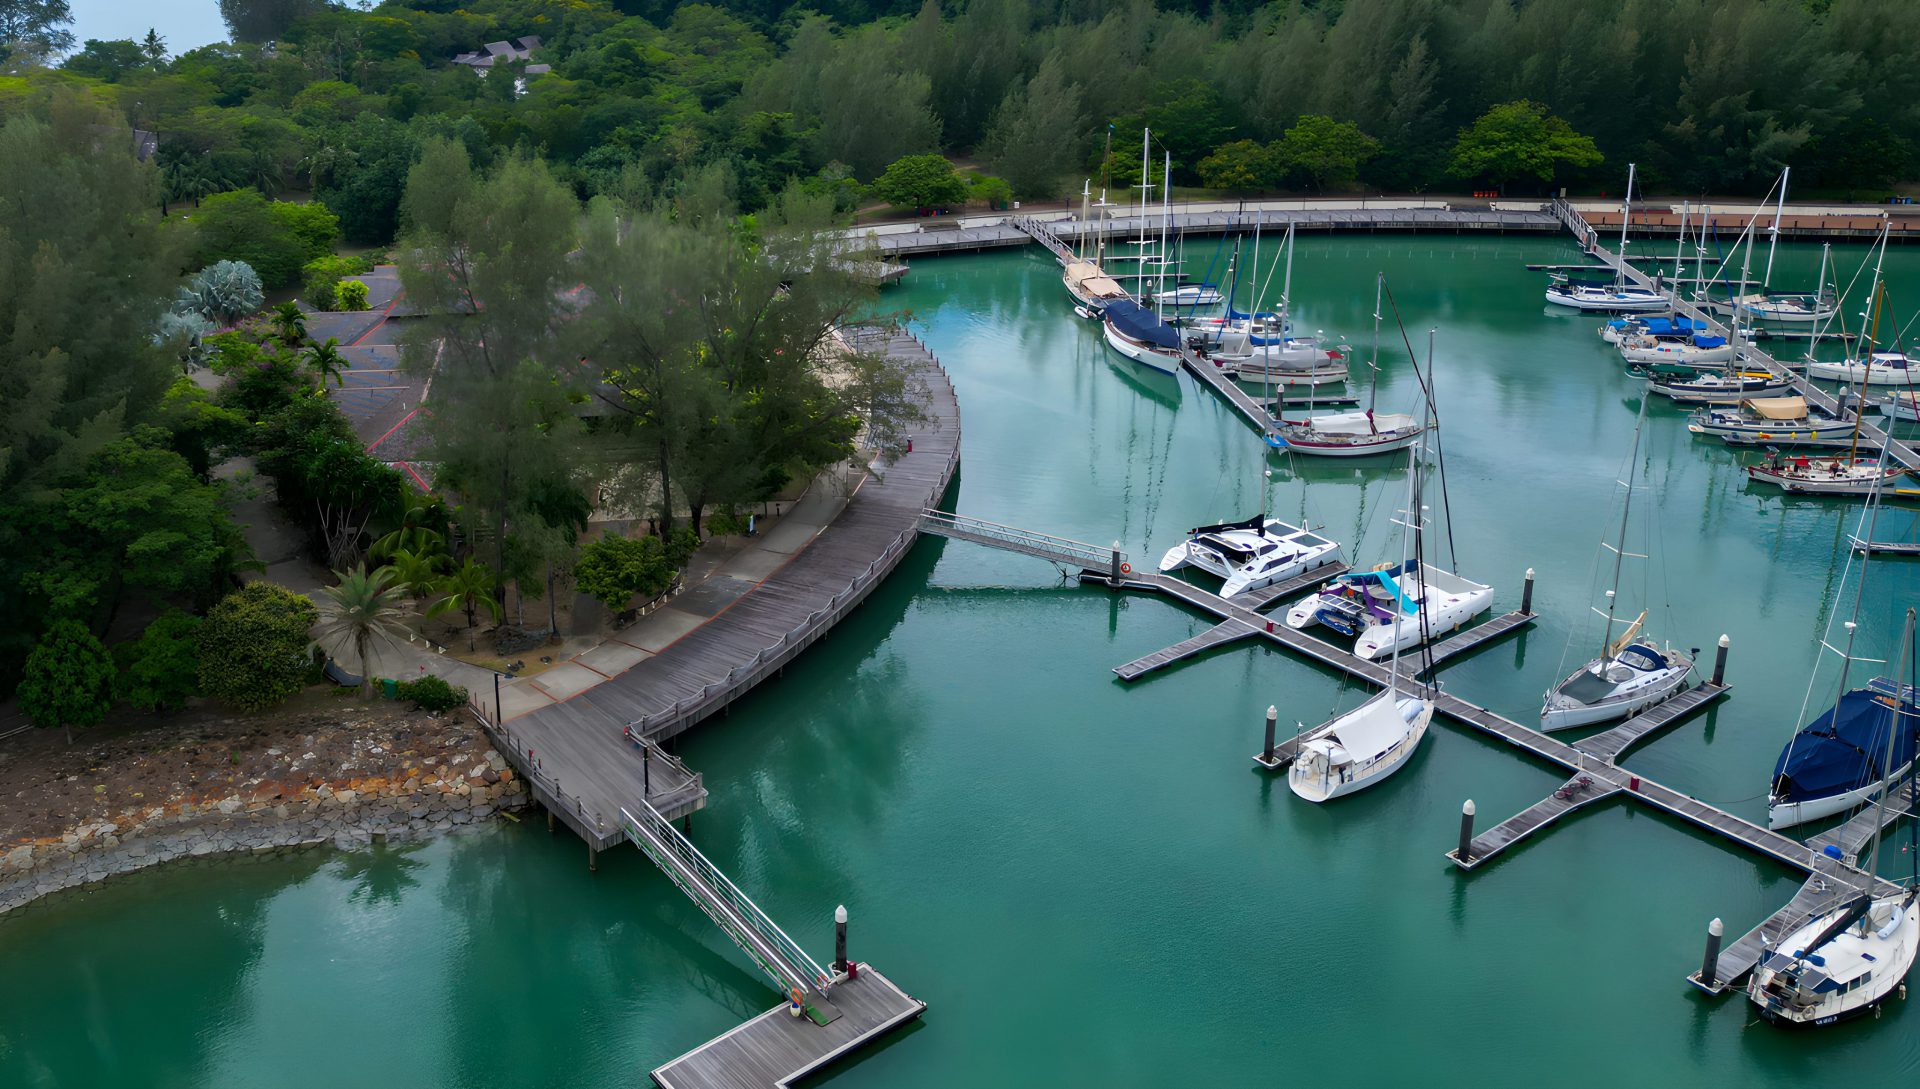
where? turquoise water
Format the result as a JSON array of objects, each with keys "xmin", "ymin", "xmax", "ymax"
[{"xmin": 6, "ymin": 236, "xmax": 1920, "ymax": 1087}]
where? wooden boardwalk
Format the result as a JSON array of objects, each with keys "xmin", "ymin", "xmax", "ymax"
[
  {"xmin": 1806, "ymin": 778, "xmax": 1920, "ymax": 861},
  {"xmin": 651, "ymin": 966, "xmax": 926, "ymax": 1089},
  {"xmin": 1449, "ymin": 775, "xmax": 1624, "ymax": 868},
  {"xmin": 1573, "ymin": 682, "xmax": 1732, "ymax": 764},
  {"xmin": 1114, "ymin": 619, "xmax": 1259, "ymax": 681},
  {"xmin": 1689, "ymin": 871, "xmax": 1866, "ymax": 995},
  {"xmin": 489, "ymin": 327, "xmax": 962, "ymax": 850},
  {"xmin": 1423, "ymin": 611, "xmax": 1536, "ymax": 671},
  {"xmin": 1178, "ymin": 349, "xmax": 1279, "ymax": 436}
]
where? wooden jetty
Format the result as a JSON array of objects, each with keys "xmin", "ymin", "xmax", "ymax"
[
  {"xmin": 1114, "ymin": 619, "xmax": 1260, "ymax": 681},
  {"xmin": 652, "ymin": 966, "xmax": 926, "ymax": 1089},
  {"xmin": 1574, "ymin": 681, "xmax": 1732, "ymax": 764},
  {"xmin": 1806, "ymin": 779, "xmax": 1920, "ymax": 862},
  {"xmin": 1688, "ymin": 869, "xmax": 1879, "ymax": 996},
  {"xmin": 1178, "ymin": 348, "xmax": 1281, "ymax": 438},
  {"xmin": 1422, "ymin": 610, "xmax": 1537, "ymax": 672},
  {"xmin": 1448, "ymin": 775, "xmax": 1625, "ymax": 868}
]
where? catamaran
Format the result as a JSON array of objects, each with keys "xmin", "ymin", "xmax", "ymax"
[
  {"xmin": 1158, "ymin": 515, "xmax": 1341, "ymax": 598},
  {"xmin": 1288, "ymin": 447, "xmax": 1437, "ymax": 802},
  {"xmin": 1541, "ymin": 396, "xmax": 1695, "ymax": 730}
]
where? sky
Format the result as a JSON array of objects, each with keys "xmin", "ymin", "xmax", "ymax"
[{"xmin": 70, "ymin": 0, "xmax": 231, "ymax": 55}]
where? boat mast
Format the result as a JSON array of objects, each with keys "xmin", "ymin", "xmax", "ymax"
[
  {"xmin": 1388, "ymin": 444, "xmax": 1417, "ymax": 698},
  {"xmin": 1804, "ymin": 243, "xmax": 1831, "ymax": 367},
  {"xmin": 1077, "ymin": 178, "xmax": 1090, "ymax": 262},
  {"xmin": 1281, "ymin": 222, "xmax": 1296, "ymax": 317},
  {"xmin": 1864, "ymin": 607, "xmax": 1916, "ymax": 879},
  {"xmin": 1096, "ymin": 126, "xmax": 1112, "ymax": 268},
  {"xmin": 1600, "ymin": 393, "xmax": 1650, "ymax": 659},
  {"xmin": 1616, "ymin": 163, "xmax": 1635, "ymax": 291},
  {"xmin": 1136, "ymin": 127, "xmax": 1151, "ymax": 300},
  {"xmin": 1673, "ymin": 201, "xmax": 1689, "ymax": 287},
  {"xmin": 1159, "ymin": 151, "xmax": 1172, "ymax": 320},
  {"xmin": 1763, "ymin": 167, "xmax": 1789, "ymax": 291},
  {"xmin": 1847, "ymin": 279, "xmax": 1883, "ymax": 467}
]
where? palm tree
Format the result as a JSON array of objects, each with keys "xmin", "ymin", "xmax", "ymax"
[
  {"xmin": 272, "ymin": 301, "xmax": 306, "ymax": 345},
  {"xmin": 426, "ymin": 558, "xmax": 502, "ymax": 651},
  {"xmin": 382, "ymin": 547, "xmax": 446, "ymax": 600},
  {"xmin": 371, "ymin": 492, "xmax": 450, "ymax": 561},
  {"xmin": 304, "ymin": 337, "xmax": 349, "ymax": 387},
  {"xmin": 312, "ymin": 565, "xmax": 414, "ymax": 699}
]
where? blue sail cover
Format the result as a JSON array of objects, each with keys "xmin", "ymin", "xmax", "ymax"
[
  {"xmin": 1692, "ymin": 334, "xmax": 1728, "ymax": 348},
  {"xmin": 1105, "ymin": 300, "xmax": 1182, "ymax": 350},
  {"xmin": 1607, "ymin": 316, "xmax": 1704, "ymax": 337},
  {"xmin": 1772, "ymin": 683, "xmax": 1920, "ymax": 803}
]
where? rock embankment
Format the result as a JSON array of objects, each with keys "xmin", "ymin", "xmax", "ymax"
[{"xmin": 0, "ymin": 704, "xmax": 529, "ymax": 915}]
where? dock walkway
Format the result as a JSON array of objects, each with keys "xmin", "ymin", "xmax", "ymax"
[{"xmin": 651, "ymin": 966, "xmax": 925, "ymax": 1089}]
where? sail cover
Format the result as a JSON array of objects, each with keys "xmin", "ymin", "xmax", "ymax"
[
  {"xmin": 1329, "ymin": 694, "xmax": 1422, "ymax": 763},
  {"xmin": 1744, "ymin": 397, "xmax": 1808, "ymax": 421},
  {"xmin": 1772, "ymin": 683, "xmax": 1920, "ymax": 803},
  {"xmin": 1299, "ymin": 411, "xmax": 1417, "ymax": 436},
  {"xmin": 1104, "ymin": 300, "xmax": 1181, "ymax": 350},
  {"xmin": 1065, "ymin": 260, "xmax": 1128, "ymax": 300}
]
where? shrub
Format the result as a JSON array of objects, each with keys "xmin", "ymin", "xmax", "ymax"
[
  {"xmin": 873, "ymin": 154, "xmax": 966, "ymax": 210},
  {"xmin": 191, "ymin": 188, "xmax": 307, "ymax": 287},
  {"xmin": 197, "ymin": 582, "xmax": 318, "ymax": 711},
  {"xmin": 575, "ymin": 533, "xmax": 680, "ymax": 610},
  {"xmin": 178, "ymin": 260, "xmax": 265, "ymax": 325},
  {"xmin": 116, "ymin": 610, "xmax": 202, "ymax": 713},
  {"xmin": 395, "ymin": 674, "xmax": 465, "ymax": 713},
  {"xmin": 302, "ymin": 254, "xmax": 373, "ymax": 310},
  {"xmin": 269, "ymin": 199, "xmax": 341, "ymax": 261},
  {"xmin": 336, "ymin": 278, "xmax": 370, "ymax": 310},
  {"xmin": 19, "ymin": 621, "xmax": 116, "ymax": 741}
]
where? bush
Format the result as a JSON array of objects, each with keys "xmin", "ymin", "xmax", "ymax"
[
  {"xmin": 178, "ymin": 261, "xmax": 265, "ymax": 326},
  {"xmin": 395, "ymin": 675, "xmax": 465, "ymax": 713},
  {"xmin": 302, "ymin": 254, "xmax": 373, "ymax": 310},
  {"xmin": 967, "ymin": 173, "xmax": 1014, "ymax": 209},
  {"xmin": 269, "ymin": 199, "xmax": 341, "ymax": 261},
  {"xmin": 19, "ymin": 621, "xmax": 116, "ymax": 740},
  {"xmin": 336, "ymin": 278, "xmax": 370, "ymax": 310},
  {"xmin": 575, "ymin": 533, "xmax": 680, "ymax": 610},
  {"xmin": 873, "ymin": 154, "xmax": 966, "ymax": 210},
  {"xmin": 191, "ymin": 189, "xmax": 308, "ymax": 288},
  {"xmin": 197, "ymin": 582, "xmax": 318, "ymax": 711},
  {"xmin": 116, "ymin": 610, "xmax": 202, "ymax": 713}
]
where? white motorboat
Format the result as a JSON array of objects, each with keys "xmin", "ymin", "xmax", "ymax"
[
  {"xmin": 1157, "ymin": 516, "xmax": 1341, "ymax": 598},
  {"xmin": 1749, "ymin": 890, "xmax": 1920, "ymax": 1026},
  {"xmin": 1618, "ymin": 331, "xmax": 1735, "ymax": 366},
  {"xmin": 1746, "ymin": 453, "xmax": 1909, "ymax": 496},
  {"xmin": 1878, "ymin": 390, "xmax": 1920, "ymax": 423},
  {"xmin": 1285, "ymin": 560, "xmax": 1495, "ymax": 661},
  {"xmin": 1101, "ymin": 298, "xmax": 1182, "ymax": 374},
  {"xmin": 1808, "ymin": 351, "xmax": 1920, "ymax": 387},
  {"xmin": 1646, "ymin": 368, "xmax": 1796, "ymax": 405},
  {"xmin": 1289, "ymin": 691, "xmax": 1434, "ymax": 803}
]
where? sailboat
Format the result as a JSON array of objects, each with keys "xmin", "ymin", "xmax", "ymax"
[
  {"xmin": 1748, "ymin": 302, "xmax": 1911, "ymax": 498},
  {"xmin": 1100, "ymin": 136, "xmax": 1184, "ymax": 373},
  {"xmin": 1063, "ymin": 132, "xmax": 1130, "ymax": 315},
  {"xmin": 1709, "ymin": 170, "xmax": 1840, "ymax": 326},
  {"xmin": 1687, "ymin": 395, "xmax": 1866, "ymax": 450},
  {"xmin": 1545, "ymin": 164, "xmax": 1664, "ymax": 312},
  {"xmin": 1806, "ymin": 227, "xmax": 1910, "ymax": 386},
  {"xmin": 1749, "ymin": 607, "xmax": 1920, "ymax": 1027},
  {"xmin": 1287, "ymin": 447, "xmax": 1437, "ymax": 802},
  {"xmin": 1198, "ymin": 224, "xmax": 1349, "ymax": 378},
  {"xmin": 1769, "ymin": 485, "xmax": 1920, "ymax": 828},
  {"xmin": 1267, "ymin": 274, "xmax": 1424, "ymax": 457},
  {"xmin": 1540, "ymin": 396, "xmax": 1694, "ymax": 730}
]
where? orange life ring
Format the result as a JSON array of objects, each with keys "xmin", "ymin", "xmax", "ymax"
[{"xmin": 1119, "ymin": 562, "xmax": 1133, "ymax": 574}]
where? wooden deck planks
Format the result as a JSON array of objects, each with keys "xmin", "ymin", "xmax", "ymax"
[
  {"xmin": 1806, "ymin": 779, "xmax": 1920, "ymax": 861},
  {"xmin": 1422, "ymin": 610, "xmax": 1536, "ymax": 672},
  {"xmin": 1114, "ymin": 619, "xmax": 1260, "ymax": 681},
  {"xmin": 1449, "ymin": 775, "xmax": 1624, "ymax": 869},
  {"xmin": 1573, "ymin": 682, "xmax": 1731, "ymax": 764},
  {"xmin": 651, "ymin": 967, "xmax": 927, "ymax": 1089},
  {"xmin": 1691, "ymin": 873, "xmax": 1861, "ymax": 995}
]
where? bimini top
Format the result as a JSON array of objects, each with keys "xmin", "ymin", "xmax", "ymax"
[
  {"xmin": 1773, "ymin": 681, "xmax": 1920, "ymax": 802},
  {"xmin": 1744, "ymin": 396, "xmax": 1809, "ymax": 421},
  {"xmin": 1104, "ymin": 299, "xmax": 1182, "ymax": 350},
  {"xmin": 1331, "ymin": 559, "xmax": 1420, "ymax": 616}
]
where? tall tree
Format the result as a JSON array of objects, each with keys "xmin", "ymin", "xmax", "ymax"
[
  {"xmin": 217, "ymin": 0, "xmax": 327, "ymax": 45},
  {"xmin": 981, "ymin": 54, "xmax": 1088, "ymax": 199},
  {"xmin": 0, "ymin": 0, "xmax": 74, "ymax": 66},
  {"xmin": 1448, "ymin": 99, "xmax": 1603, "ymax": 194},
  {"xmin": 313, "ymin": 564, "xmax": 413, "ymax": 698}
]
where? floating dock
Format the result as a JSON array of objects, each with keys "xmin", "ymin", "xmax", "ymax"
[{"xmin": 651, "ymin": 966, "xmax": 926, "ymax": 1089}]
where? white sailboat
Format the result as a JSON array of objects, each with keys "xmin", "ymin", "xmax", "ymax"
[
  {"xmin": 1749, "ymin": 607, "xmax": 1920, "ymax": 1027},
  {"xmin": 1288, "ymin": 448, "xmax": 1436, "ymax": 802},
  {"xmin": 1100, "ymin": 134, "xmax": 1183, "ymax": 373},
  {"xmin": 1546, "ymin": 164, "xmax": 1663, "ymax": 312},
  {"xmin": 1541, "ymin": 395, "xmax": 1694, "ymax": 731},
  {"xmin": 1267, "ymin": 274, "xmax": 1423, "ymax": 457},
  {"xmin": 1710, "ymin": 171, "xmax": 1840, "ymax": 326}
]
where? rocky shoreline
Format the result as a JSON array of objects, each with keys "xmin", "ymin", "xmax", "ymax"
[{"xmin": 0, "ymin": 703, "xmax": 529, "ymax": 916}]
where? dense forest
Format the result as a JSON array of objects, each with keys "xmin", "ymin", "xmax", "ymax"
[{"xmin": 8, "ymin": 0, "xmax": 1919, "ymax": 242}]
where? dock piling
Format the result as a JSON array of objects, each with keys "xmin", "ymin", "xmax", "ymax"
[
  {"xmin": 1700, "ymin": 917, "xmax": 1724, "ymax": 990},
  {"xmin": 1263, "ymin": 705, "xmax": 1278, "ymax": 765},
  {"xmin": 1712, "ymin": 634, "xmax": 1730, "ymax": 686},
  {"xmin": 588, "ymin": 843, "xmax": 598, "ymax": 872},
  {"xmin": 1521, "ymin": 568, "xmax": 1536, "ymax": 615},
  {"xmin": 1458, "ymin": 800, "xmax": 1477, "ymax": 863},
  {"xmin": 1110, "ymin": 542, "xmax": 1122, "ymax": 585},
  {"xmin": 835, "ymin": 904, "xmax": 848, "ymax": 974}
]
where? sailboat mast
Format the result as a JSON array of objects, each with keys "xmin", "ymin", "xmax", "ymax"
[
  {"xmin": 1077, "ymin": 179, "xmax": 1090, "ymax": 262},
  {"xmin": 1388, "ymin": 445, "xmax": 1417, "ymax": 696},
  {"xmin": 1159, "ymin": 152, "xmax": 1172, "ymax": 318},
  {"xmin": 1674, "ymin": 201, "xmax": 1689, "ymax": 285},
  {"xmin": 1805, "ymin": 243, "xmax": 1831, "ymax": 366},
  {"xmin": 1136, "ymin": 127, "xmax": 1151, "ymax": 300},
  {"xmin": 1764, "ymin": 167, "xmax": 1789, "ymax": 290},
  {"xmin": 1616, "ymin": 163, "xmax": 1635, "ymax": 290},
  {"xmin": 1282, "ymin": 223, "xmax": 1296, "ymax": 315},
  {"xmin": 1601, "ymin": 394, "xmax": 1650, "ymax": 659},
  {"xmin": 1864, "ymin": 607, "xmax": 1916, "ymax": 876}
]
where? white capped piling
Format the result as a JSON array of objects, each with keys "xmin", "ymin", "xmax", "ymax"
[
  {"xmin": 1521, "ymin": 568, "xmax": 1536, "ymax": 614},
  {"xmin": 1712, "ymin": 634, "xmax": 1730, "ymax": 686},
  {"xmin": 1263, "ymin": 705, "xmax": 1278, "ymax": 764},
  {"xmin": 834, "ymin": 904, "xmax": 849, "ymax": 973},
  {"xmin": 1458, "ymin": 799, "xmax": 1476, "ymax": 862},
  {"xmin": 1700, "ymin": 917, "xmax": 1724, "ymax": 988},
  {"xmin": 1110, "ymin": 541, "xmax": 1122, "ymax": 585}
]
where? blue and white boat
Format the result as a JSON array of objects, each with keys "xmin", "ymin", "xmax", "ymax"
[
  {"xmin": 1619, "ymin": 331, "xmax": 1735, "ymax": 366},
  {"xmin": 1600, "ymin": 314, "xmax": 1706, "ymax": 345},
  {"xmin": 1770, "ymin": 679, "xmax": 1920, "ymax": 828},
  {"xmin": 1101, "ymin": 298, "xmax": 1183, "ymax": 374}
]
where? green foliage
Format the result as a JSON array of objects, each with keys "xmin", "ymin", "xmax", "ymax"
[
  {"xmin": 981, "ymin": 55, "xmax": 1086, "ymax": 199},
  {"xmin": 1449, "ymin": 100, "xmax": 1604, "ymax": 192},
  {"xmin": 966, "ymin": 173, "xmax": 1014, "ymax": 209},
  {"xmin": 62, "ymin": 38, "xmax": 148, "ymax": 82},
  {"xmin": 218, "ymin": 0, "xmax": 328, "ymax": 45},
  {"xmin": 268, "ymin": 199, "xmax": 340, "ymax": 261},
  {"xmin": 313, "ymin": 115, "xmax": 419, "ymax": 244},
  {"xmin": 304, "ymin": 337, "xmax": 348, "ymax": 387},
  {"xmin": 312, "ymin": 563, "xmax": 412, "ymax": 698},
  {"xmin": 1197, "ymin": 139, "xmax": 1281, "ymax": 191},
  {"xmin": 336, "ymin": 278, "xmax": 371, "ymax": 310},
  {"xmin": 197, "ymin": 581, "xmax": 317, "ymax": 712},
  {"xmin": 574, "ymin": 533, "xmax": 679, "ymax": 610},
  {"xmin": 154, "ymin": 376, "xmax": 248, "ymax": 478},
  {"xmin": 301, "ymin": 254, "xmax": 372, "ymax": 310},
  {"xmin": 270, "ymin": 300, "xmax": 306, "ymax": 344},
  {"xmin": 189, "ymin": 189, "xmax": 319, "ymax": 288},
  {"xmin": 19, "ymin": 621, "xmax": 113, "ymax": 739},
  {"xmin": 1273, "ymin": 115, "xmax": 1381, "ymax": 192},
  {"xmin": 395, "ymin": 674, "xmax": 464, "ymax": 713},
  {"xmin": 0, "ymin": 0, "xmax": 73, "ymax": 65},
  {"xmin": 425, "ymin": 558, "xmax": 501, "ymax": 650},
  {"xmin": 116, "ymin": 610, "xmax": 202, "ymax": 713},
  {"xmin": 873, "ymin": 153, "xmax": 966, "ymax": 209}
]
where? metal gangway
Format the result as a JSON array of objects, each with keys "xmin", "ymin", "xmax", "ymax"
[
  {"xmin": 1011, "ymin": 216, "xmax": 1076, "ymax": 265},
  {"xmin": 620, "ymin": 801, "xmax": 842, "ymax": 1023},
  {"xmin": 918, "ymin": 509, "xmax": 1124, "ymax": 574}
]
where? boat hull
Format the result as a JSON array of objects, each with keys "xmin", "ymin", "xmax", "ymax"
[
  {"xmin": 1768, "ymin": 765, "xmax": 1917, "ymax": 828},
  {"xmin": 1288, "ymin": 703, "xmax": 1433, "ymax": 803},
  {"xmin": 1746, "ymin": 465, "xmax": 1908, "ymax": 495},
  {"xmin": 1540, "ymin": 664, "xmax": 1693, "ymax": 731},
  {"xmin": 1808, "ymin": 362, "xmax": 1920, "ymax": 386},
  {"xmin": 1102, "ymin": 318, "xmax": 1181, "ymax": 374},
  {"xmin": 1546, "ymin": 288, "xmax": 1666, "ymax": 312},
  {"xmin": 1285, "ymin": 583, "xmax": 1496, "ymax": 660},
  {"xmin": 1267, "ymin": 430, "xmax": 1423, "ymax": 457}
]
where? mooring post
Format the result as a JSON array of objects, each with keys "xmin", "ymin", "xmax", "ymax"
[
  {"xmin": 1263, "ymin": 705, "xmax": 1278, "ymax": 764},
  {"xmin": 546, "ymin": 806, "xmax": 555, "ymax": 834},
  {"xmin": 643, "ymin": 742, "xmax": 651, "ymax": 795},
  {"xmin": 1712, "ymin": 634, "xmax": 1730, "ymax": 687},
  {"xmin": 1110, "ymin": 541, "xmax": 1122, "ymax": 585},
  {"xmin": 588, "ymin": 843, "xmax": 598, "ymax": 872},
  {"xmin": 1458, "ymin": 799, "xmax": 1476, "ymax": 862},
  {"xmin": 1521, "ymin": 568, "xmax": 1536, "ymax": 615},
  {"xmin": 834, "ymin": 904, "xmax": 849, "ymax": 974},
  {"xmin": 493, "ymin": 671, "xmax": 502, "ymax": 726},
  {"xmin": 1700, "ymin": 917, "xmax": 1724, "ymax": 989}
]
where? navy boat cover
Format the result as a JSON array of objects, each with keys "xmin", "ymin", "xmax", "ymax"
[
  {"xmin": 1106, "ymin": 300, "xmax": 1182, "ymax": 350},
  {"xmin": 1772, "ymin": 681, "xmax": 1920, "ymax": 803}
]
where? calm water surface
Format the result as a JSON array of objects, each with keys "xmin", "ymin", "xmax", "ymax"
[{"xmin": 7, "ymin": 236, "xmax": 1920, "ymax": 1087}]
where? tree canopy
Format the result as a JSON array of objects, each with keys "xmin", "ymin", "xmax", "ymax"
[{"xmin": 1448, "ymin": 100, "xmax": 1604, "ymax": 192}]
